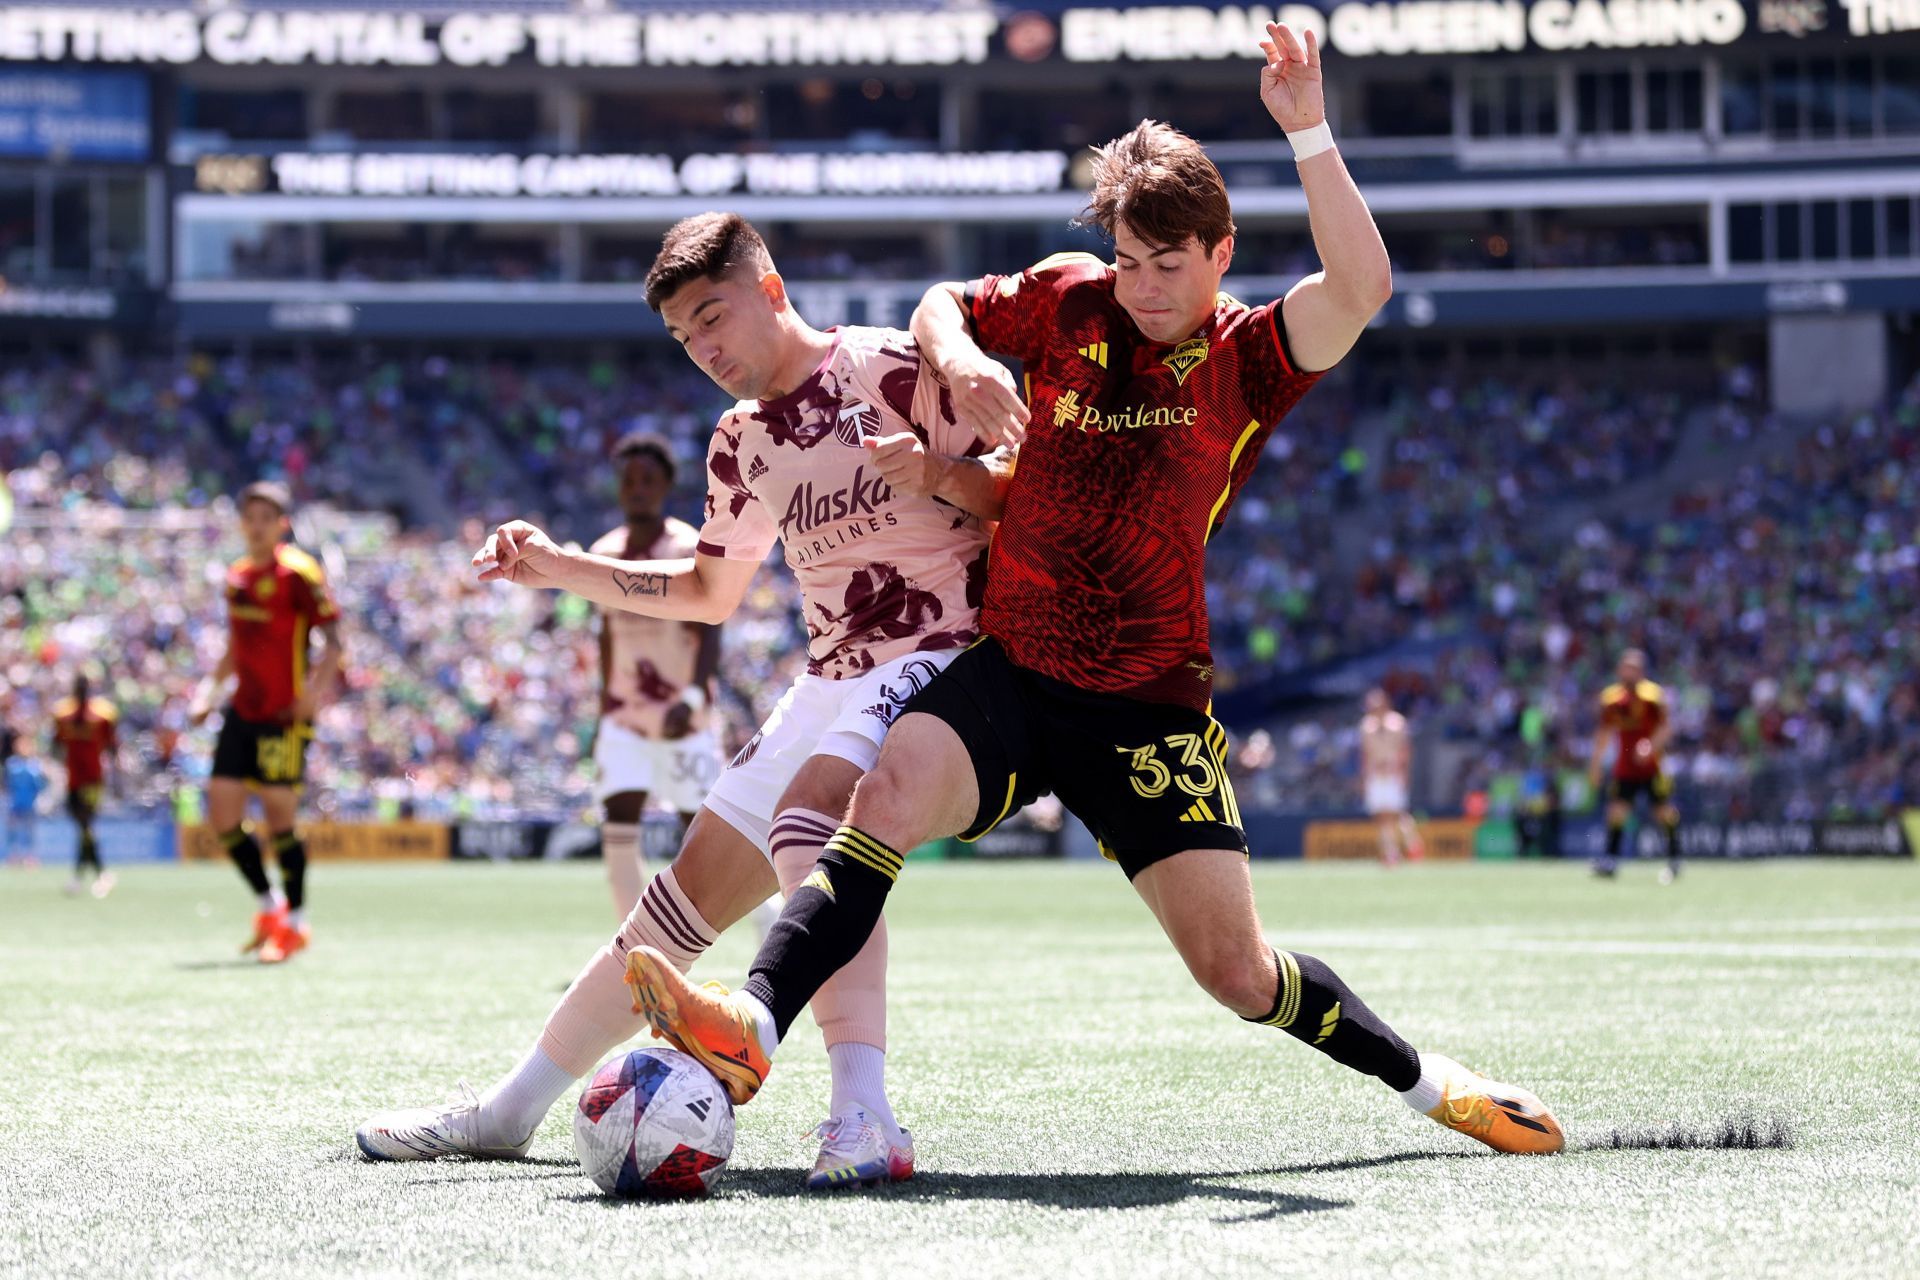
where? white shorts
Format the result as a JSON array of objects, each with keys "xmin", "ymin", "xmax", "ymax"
[
  {"xmin": 1365, "ymin": 776, "xmax": 1409, "ymax": 816},
  {"xmin": 593, "ymin": 721, "xmax": 721, "ymax": 814},
  {"xmin": 703, "ymin": 649, "xmax": 958, "ymax": 857}
]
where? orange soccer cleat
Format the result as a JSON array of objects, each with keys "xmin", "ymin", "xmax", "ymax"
[
  {"xmin": 1424, "ymin": 1055, "xmax": 1565, "ymax": 1155},
  {"xmin": 242, "ymin": 904, "xmax": 288, "ymax": 954},
  {"xmin": 258, "ymin": 920, "xmax": 310, "ymax": 965},
  {"xmin": 623, "ymin": 946, "xmax": 771, "ymax": 1105}
]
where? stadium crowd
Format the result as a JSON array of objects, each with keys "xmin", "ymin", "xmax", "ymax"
[{"xmin": 4, "ymin": 353, "xmax": 1915, "ymax": 823}]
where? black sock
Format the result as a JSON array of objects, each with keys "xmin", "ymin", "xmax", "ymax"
[
  {"xmin": 1605, "ymin": 822, "xmax": 1624, "ymax": 858},
  {"xmin": 273, "ymin": 831, "xmax": 307, "ymax": 912},
  {"xmin": 76, "ymin": 829, "xmax": 100, "ymax": 876},
  {"xmin": 220, "ymin": 827, "xmax": 271, "ymax": 896},
  {"xmin": 1663, "ymin": 820, "xmax": 1680, "ymax": 866},
  {"xmin": 1245, "ymin": 949, "xmax": 1420, "ymax": 1091},
  {"xmin": 741, "ymin": 825, "xmax": 901, "ymax": 1040}
]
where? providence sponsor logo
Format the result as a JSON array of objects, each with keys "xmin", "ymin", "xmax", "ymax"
[{"xmin": 1050, "ymin": 389, "xmax": 1199, "ymax": 434}]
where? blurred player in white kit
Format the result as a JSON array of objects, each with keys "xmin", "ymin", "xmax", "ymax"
[{"xmin": 1360, "ymin": 688, "xmax": 1422, "ymax": 865}]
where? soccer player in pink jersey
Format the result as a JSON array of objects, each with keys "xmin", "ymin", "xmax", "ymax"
[
  {"xmin": 587, "ymin": 431, "xmax": 722, "ymax": 919},
  {"xmin": 357, "ymin": 213, "xmax": 1010, "ymax": 1190}
]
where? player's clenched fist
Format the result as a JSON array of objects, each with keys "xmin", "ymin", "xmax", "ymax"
[
  {"xmin": 941, "ymin": 351, "xmax": 1029, "ymax": 449},
  {"xmin": 474, "ymin": 519, "xmax": 564, "ymax": 586},
  {"xmin": 862, "ymin": 431, "xmax": 939, "ymax": 500}
]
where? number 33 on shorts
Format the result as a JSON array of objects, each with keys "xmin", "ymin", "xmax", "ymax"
[{"xmin": 1115, "ymin": 728, "xmax": 1242, "ymax": 827}]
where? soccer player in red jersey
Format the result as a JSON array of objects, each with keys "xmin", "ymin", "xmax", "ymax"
[
  {"xmin": 1589, "ymin": 648, "xmax": 1682, "ymax": 883},
  {"xmin": 629, "ymin": 25, "xmax": 1566, "ymax": 1157},
  {"xmin": 51, "ymin": 672, "xmax": 119, "ymax": 897},
  {"xmin": 189, "ymin": 482, "xmax": 344, "ymax": 964}
]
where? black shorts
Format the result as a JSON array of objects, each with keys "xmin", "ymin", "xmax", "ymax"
[
  {"xmin": 904, "ymin": 637, "xmax": 1246, "ymax": 879},
  {"xmin": 1607, "ymin": 774, "xmax": 1673, "ymax": 807},
  {"xmin": 66, "ymin": 785, "xmax": 103, "ymax": 818},
  {"xmin": 212, "ymin": 714, "xmax": 311, "ymax": 789}
]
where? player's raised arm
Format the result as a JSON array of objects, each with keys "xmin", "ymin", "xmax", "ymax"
[
  {"xmin": 474, "ymin": 520, "xmax": 757, "ymax": 625},
  {"xmin": 1263, "ymin": 22, "xmax": 1393, "ymax": 374},
  {"xmin": 911, "ymin": 283, "xmax": 1029, "ymax": 449}
]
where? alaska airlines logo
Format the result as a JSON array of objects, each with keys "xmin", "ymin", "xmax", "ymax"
[
  {"xmin": 780, "ymin": 465, "xmax": 893, "ymax": 537},
  {"xmin": 834, "ymin": 401, "xmax": 880, "ymax": 447},
  {"xmin": 1162, "ymin": 338, "xmax": 1209, "ymax": 385},
  {"xmin": 1050, "ymin": 388, "xmax": 1197, "ymax": 434}
]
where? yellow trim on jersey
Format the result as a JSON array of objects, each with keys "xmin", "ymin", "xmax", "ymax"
[
  {"xmin": 1205, "ymin": 418, "xmax": 1266, "ymax": 541},
  {"xmin": 293, "ymin": 616, "xmax": 310, "ymax": 698},
  {"xmin": 959, "ymin": 773, "xmax": 1021, "ymax": 843}
]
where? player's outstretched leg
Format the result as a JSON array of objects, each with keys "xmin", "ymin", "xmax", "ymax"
[
  {"xmin": 358, "ymin": 813, "xmax": 773, "ymax": 1161},
  {"xmin": 1136, "ymin": 848, "xmax": 1564, "ymax": 1155},
  {"xmin": 770, "ymin": 807, "xmax": 911, "ymax": 1189},
  {"xmin": 259, "ymin": 829, "xmax": 311, "ymax": 963},
  {"xmin": 630, "ymin": 713, "xmax": 977, "ymax": 1109}
]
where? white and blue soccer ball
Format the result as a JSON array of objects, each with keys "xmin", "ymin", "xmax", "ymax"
[{"xmin": 573, "ymin": 1048, "xmax": 735, "ymax": 1199}]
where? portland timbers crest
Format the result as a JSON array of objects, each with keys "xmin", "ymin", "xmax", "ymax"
[{"xmin": 1162, "ymin": 338, "xmax": 1209, "ymax": 386}]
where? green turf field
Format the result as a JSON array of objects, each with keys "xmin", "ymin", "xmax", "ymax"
[{"xmin": 3, "ymin": 859, "xmax": 1917, "ymax": 1279}]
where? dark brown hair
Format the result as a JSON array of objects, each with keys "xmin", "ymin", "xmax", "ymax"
[
  {"xmin": 644, "ymin": 212, "xmax": 774, "ymax": 311},
  {"xmin": 1078, "ymin": 119, "xmax": 1235, "ymax": 253},
  {"xmin": 611, "ymin": 430, "xmax": 677, "ymax": 484}
]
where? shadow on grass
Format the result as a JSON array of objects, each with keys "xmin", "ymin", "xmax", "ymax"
[
  {"xmin": 555, "ymin": 1150, "xmax": 1472, "ymax": 1221},
  {"xmin": 174, "ymin": 959, "xmax": 273, "ymax": 971}
]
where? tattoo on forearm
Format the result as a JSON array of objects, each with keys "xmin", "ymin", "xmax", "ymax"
[{"xmin": 613, "ymin": 569, "xmax": 668, "ymax": 599}]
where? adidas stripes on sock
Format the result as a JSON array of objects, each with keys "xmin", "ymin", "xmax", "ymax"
[
  {"xmin": 1245, "ymin": 949, "xmax": 1421, "ymax": 1091},
  {"xmin": 742, "ymin": 824, "xmax": 901, "ymax": 1042}
]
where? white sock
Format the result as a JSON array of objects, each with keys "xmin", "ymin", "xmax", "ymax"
[
  {"xmin": 479, "ymin": 1043, "xmax": 579, "ymax": 1144},
  {"xmin": 287, "ymin": 908, "xmax": 307, "ymax": 928},
  {"xmin": 740, "ymin": 992, "xmax": 781, "ymax": 1058},
  {"xmin": 257, "ymin": 890, "xmax": 283, "ymax": 912},
  {"xmin": 1399, "ymin": 1052, "xmax": 1451, "ymax": 1114},
  {"xmin": 827, "ymin": 1042, "xmax": 900, "ymax": 1143}
]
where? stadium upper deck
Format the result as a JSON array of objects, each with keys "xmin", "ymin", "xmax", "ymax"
[{"xmin": 0, "ymin": 0, "xmax": 1915, "ymax": 403}]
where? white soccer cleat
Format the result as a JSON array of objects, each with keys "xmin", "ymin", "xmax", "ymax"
[
  {"xmin": 355, "ymin": 1083, "xmax": 535, "ymax": 1162},
  {"xmin": 805, "ymin": 1107, "xmax": 915, "ymax": 1191}
]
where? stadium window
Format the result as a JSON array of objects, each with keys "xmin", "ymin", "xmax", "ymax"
[
  {"xmin": 1774, "ymin": 203, "xmax": 1805, "ymax": 262},
  {"xmin": 1729, "ymin": 204, "xmax": 1765, "ymax": 262},
  {"xmin": 1679, "ymin": 69, "xmax": 1704, "ymax": 131},
  {"xmin": 178, "ymin": 87, "xmax": 308, "ymax": 143},
  {"xmin": 1769, "ymin": 60, "xmax": 1803, "ymax": 137},
  {"xmin": 980, "ymin": 85, "xmax": 1129, "ymax": 150},
  {"xmin": 1575, "ymin": 69, "xmax": 1632, "ymax": 135},
  {"xmin": 1888, "ymin": 198, "xmax": 1915, "ymax": 257},
  {"xmin": 1722, "ymin": 63, "xmax": 1765, "ymax": 136},
  {"xmin": 1807, "ymin": 60, "xmax": 1838, "ymax": 139},
  {"xmin": 1468, "ymin": 70, "xmax": 1556, "ymax": 139},
  {"xmin": 1648, "ymin": 70, "xmax": 1672, "ymax": 132},
  {"xmin": 1810, "ymin": 201, "xmax": 1839, "ymax": 260},
  {"xmin": 1359, "ymin": 72, "xmax": 1453, "ymax": 138},
  {"xmin": 49, "ymin": 177, "xmax": 89, "ymax": 280},
  {"xmin": 104, "ymin": 176, "xmax": 145, "ymax": 284},
  {"xmin": 446, "ymin": 92, "xmax": 542, "ymax": 147},
  {"xmin": 1847, "ymin": 200, "xmax": 1879, "ymax": 261},
  {"xmin": 1841, "ymin": 58, "xmax": 1875, "ymax": 138},
  {"xmin": 1884, "ymin": 58, "xmax": 1920, "ymax": 135},
  {"xmin": 332, "ymin": 90, "xmax": 430, "ymax": 143}
]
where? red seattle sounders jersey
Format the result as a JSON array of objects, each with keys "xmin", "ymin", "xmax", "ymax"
[{"xmin": 965, "ymin": 252, "xmax": 1322, "ymax": 710}]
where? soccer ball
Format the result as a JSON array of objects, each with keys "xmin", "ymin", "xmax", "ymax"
[{"xmin": 573, "ymin": 1048, "xmax": 735, "ymax": 1199}]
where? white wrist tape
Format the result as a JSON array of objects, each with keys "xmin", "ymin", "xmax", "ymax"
[
  {"xmin": 1285, "ymin": 121, "xmax": 1335, "ymax": 162},
  {"xmin": 677, "ymin": 685, "xmax": 707, "ymax": 713}
]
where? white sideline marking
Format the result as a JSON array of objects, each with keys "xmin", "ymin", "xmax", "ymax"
[{"xmin": 1268, "ymin": 932, "xmax": 1920, "ymax": 962}]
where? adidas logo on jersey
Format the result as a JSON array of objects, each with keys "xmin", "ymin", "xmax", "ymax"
[
  {"xmin": 1077, "ymin": 341, "xmax": 1109, "ymax": 368},
  {"xmin": 747, "ymin": 454, "xmax": 769, "ymax": 482}
]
